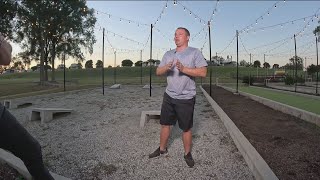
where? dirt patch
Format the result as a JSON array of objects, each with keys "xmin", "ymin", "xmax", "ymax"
[
  {"xmin": 203, "ymin": 85, "xmax": 320, "ymax": 180},
  {"xmin": 0, "ymin": 162, "xmax": 24, "ymax": 180}
]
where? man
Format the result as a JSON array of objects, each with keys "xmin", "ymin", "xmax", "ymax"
[
  {"xmin": 149, "ymin": 27, "xmax": 207, "ymax": 167},
  {"xmin": 0, "ymin": 34, "xmax": 54, "ymax": 180}
]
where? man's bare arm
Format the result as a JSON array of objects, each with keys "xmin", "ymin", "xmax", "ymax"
[
  {"xmin": 181, "ymin": 66, "xmax": 207, "ymax": 77},
  {"xmin": 176, "ymin": 60, "xmax": 207, "ymax": 77},
  {"xmin": 156, "ymin": 61, "xmax": 173, "ymax": 76}
]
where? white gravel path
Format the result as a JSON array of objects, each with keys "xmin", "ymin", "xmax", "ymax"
[{"xmin": 6, "ymin": 85, "xmax": 254, "ymax": 180}]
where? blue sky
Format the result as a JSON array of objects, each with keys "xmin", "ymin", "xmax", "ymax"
[{"xmin": 12, "ymin": 1, "xmax": 320, "ymax": 68}]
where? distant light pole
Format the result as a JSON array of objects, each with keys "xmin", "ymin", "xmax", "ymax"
[
  {"xmin": 61, "ymin": 36, "xmax": 69, "ymax": 92},
  {"xmin": 236, "ymin": 30, "xmax": 239, "ymax": 93},
  {"xmin": 294, "ymin": 34, "xmax": 297, "ymax": 92},
  {"xmin": 208, "ymin": 21, "xmax": 212, "ymax": 96},
  {"xmin": 316, "ymin": 36, "xmax": 319, "ymax": 95},
  {"xmin": 140, "ymin": 50, "xmax": 142, "ymax": 85},
  {"xmin": 264, "ymin": 54, "xmax": 266, "ymax": 86},
  {"xmin": 114, "ymin": 51, "xmax": 116, "ymax": 84},
  {"xmin": 249, "ymin": 53, "xmax": 252, "ymax": 86},
  {"xmin": 150, "ymin": 24, "xmax": 153, "ymax": 97},
  {"xmin": 63, "ymin": 45, "xmax": 66, "ymax": 91},
  {"xmin": 102, "ymin": 28, "xmax": 105, "ymax": 95}
]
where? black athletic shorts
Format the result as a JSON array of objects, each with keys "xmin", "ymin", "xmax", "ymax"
[{"xmin": 160, "ymin": 92, "xmax": 196, "ymax": 131}]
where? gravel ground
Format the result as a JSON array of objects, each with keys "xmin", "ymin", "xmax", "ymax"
[{"xmin": 3, "ymin": 85, "xmax": 254, "ymax": 180}]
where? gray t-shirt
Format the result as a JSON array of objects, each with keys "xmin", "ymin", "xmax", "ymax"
[{"xmin": 159, "ymin": 47, "xmax": 207, "ymax": 99}]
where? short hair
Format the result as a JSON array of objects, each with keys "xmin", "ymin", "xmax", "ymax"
[{"xmin": 177, "ymin": 27, "xmax": 190, "ymax": 37}]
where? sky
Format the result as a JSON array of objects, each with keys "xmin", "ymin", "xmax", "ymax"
[{"xmin": 11, "ymin": 0, "xmax": 320, "ymax": 68}]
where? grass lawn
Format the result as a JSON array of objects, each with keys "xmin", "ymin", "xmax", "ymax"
[
  {"xmin": 223, "ymin": 84, "xmax": 320, "ymax": 115},
  {"xmin": 0, "ymin": 66, "xmax": 306, "ymax": 99}
]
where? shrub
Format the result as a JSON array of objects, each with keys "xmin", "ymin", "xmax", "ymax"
[
  {"xmin": 284, "ymin": 76, "xmax": 294, "ymax": 85},
  {"xmin": 242, "ymin": 75, "xmax": 254, "ymax": 85}
]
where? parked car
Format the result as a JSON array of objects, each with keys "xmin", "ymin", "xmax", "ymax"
[{"xmin": 57, "ymin": 64, "xmax": 65, "ymax": 70}]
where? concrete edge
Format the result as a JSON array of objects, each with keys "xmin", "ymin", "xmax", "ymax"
[
  {"xmin": 200, "ymin": 86, "xmax": 278, "ymax": 180},
  {"xmin": 220, "ymin": 85, "xmax": 320, "ymax": 127},
  {"xmin": 0, "ymin": 148, "xmax": 71, "ymax": 180}
]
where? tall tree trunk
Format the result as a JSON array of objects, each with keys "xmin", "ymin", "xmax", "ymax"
[
  {"xmin": 40, "ymin": 40, "xmax": 45, "ymax": 85},
  {"xmin": 38, "ymin": 5, "xmax": 44, "ymax": 86},
  {"xmin": 44, "ymin": 53, "xmax": 48, "ymax": 81}
]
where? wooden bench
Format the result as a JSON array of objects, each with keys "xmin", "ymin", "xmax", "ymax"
[
  {"xmin": 29, "ymin": 108, "xmax": 73, "ymax": 124},
  {"xmin": 140, "ymin": 110, "xmax": 160, "ymax": 127},
  {"xmin": 3, "ymin": 100, "xmax": 32, "ymax": 109},
  {"xmin": 110, "ymin": 84, "xmax": 121, "ymax": 89}
]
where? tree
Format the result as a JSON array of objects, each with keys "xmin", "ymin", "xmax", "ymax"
[
  {"xmin": 13, "ymin": 61, "xmax": 24, "ymax": 70},
  {"xmin": 307, "ymin": 64, "xmax": 320, "ymax": 75},
  {"xmin": 77, "ymin": 62, "xmax": 83, "ymax": 69},
  {"xmin": 122, "ymin": 59, "xmax": 133, "ymax": 67},
  {"xmin": 85, "ymin": 60, "xmax": 93, "ymax": 68},
  {"xmin": 17, "ymin": 51, "xmax": 31, "ymax": 69},
  {"xmin": 272, "ymin": 64, "xmax": 279, "ymax": 69},
  {"xmin": 96, "ymin": 60, "xmax": 103, "ymax": 68},
  {"xmin": 16, "ymin": 0, "xmax": 96, "ymax": 83},
  {"xmin": 240, "ymin": 60, "xmax": 248, "ymax": 66},
  {"xmin": 263, "ymin": 62, "xmax": 270, "ymax": 69},
  {"xmin": 289, "ymin": 56, "xmax": 303, "ymax": 70},
  {"xmin": 253, "ymin": 60, "xmax": 261, "ymax": 68},
  {"xmin": 314, "ymin": 20, "xmax": 320, "ymax": 37},
  {"xmin": 0, "ymin": 0, "xmax": 18, "ymax": 39},
  {"xmin": 135, "ymin": 60, "xmax": 142, "ymax": 67}
]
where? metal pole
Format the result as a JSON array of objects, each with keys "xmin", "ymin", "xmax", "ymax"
[
  {"xmin": 304, "ymin": 57, "xmax": 307, "ymax": 83},
  {"xmin": 140, "ymin": 50, "xmax": 142, "ymax": 85},
  {"xmin": 249, "ymin": 53, "xmax": 251, "ymax": 86},
  {"xmin": 316, "ymin": 36, "xmax": 319, "ymax": 94},
  {"xmin": 150, "ymin": 24, "xmax": 153, "ymax": 97},
  {"xmin": 294, "ymin": 34, "xmax": 297, "ymax": 92},
  {"xmin": 200, "ymin": 48, "xmax": 203, "ymax": 86},
  {"xmin": 264, "ymin": 54, "xmax": 266, "ymax": 86},
  {"xmin": 236, "ymin": 30, "xmax": 239, "ymax": 93},
  {"xmin": 216, "ymin": 52, "xmax": 218, "ymax": 85},
  {"xmin": 208, "ymin": 21, "xmax": 212, "ymax": 96},
  {"xmin": 63, "ymin": 45, "xmax": 66, "ymax": 91},
  {"xmin": 102, "ymin": 28, "xmax": 105, "ymax": 95},
  {"xmin": 114, "ymin": 51, "xmax": 116, "ymax": 84}
]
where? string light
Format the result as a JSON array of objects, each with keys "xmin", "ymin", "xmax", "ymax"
[
  {"xmin": 240, "ymin": 1, "xmax": 283, "ymax": 34},
  {"xmin": 245, "ymin": 13, "xmax": 320, "ymax": 34},
  {"xmin": 96, "ymin": 10, "xmax": 148, "ymax": 27}
]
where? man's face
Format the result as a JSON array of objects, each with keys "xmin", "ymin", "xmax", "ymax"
[{"xmin": 174, "ymin": 29, "xmax": 189, "ymax": 47}]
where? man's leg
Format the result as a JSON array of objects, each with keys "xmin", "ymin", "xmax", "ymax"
[
  {"xmin": 175, "ymin": 97, "xmax": 195, "ymax": 167},
  {"xmin": 182, "ymin": 129, "xmax": 192, "ymax": 155},
  {"xmin": 160, "ymin": 125, "xmax": 171, "ymax": 151}
]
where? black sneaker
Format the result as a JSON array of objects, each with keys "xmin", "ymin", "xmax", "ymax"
[
  {"xmin": 149, "ymin": 147, "xmax": 168, "ymax": 158},
  {"xmin": 184, "ymin": 152, "xmax": 195, "ymax": 167}
]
